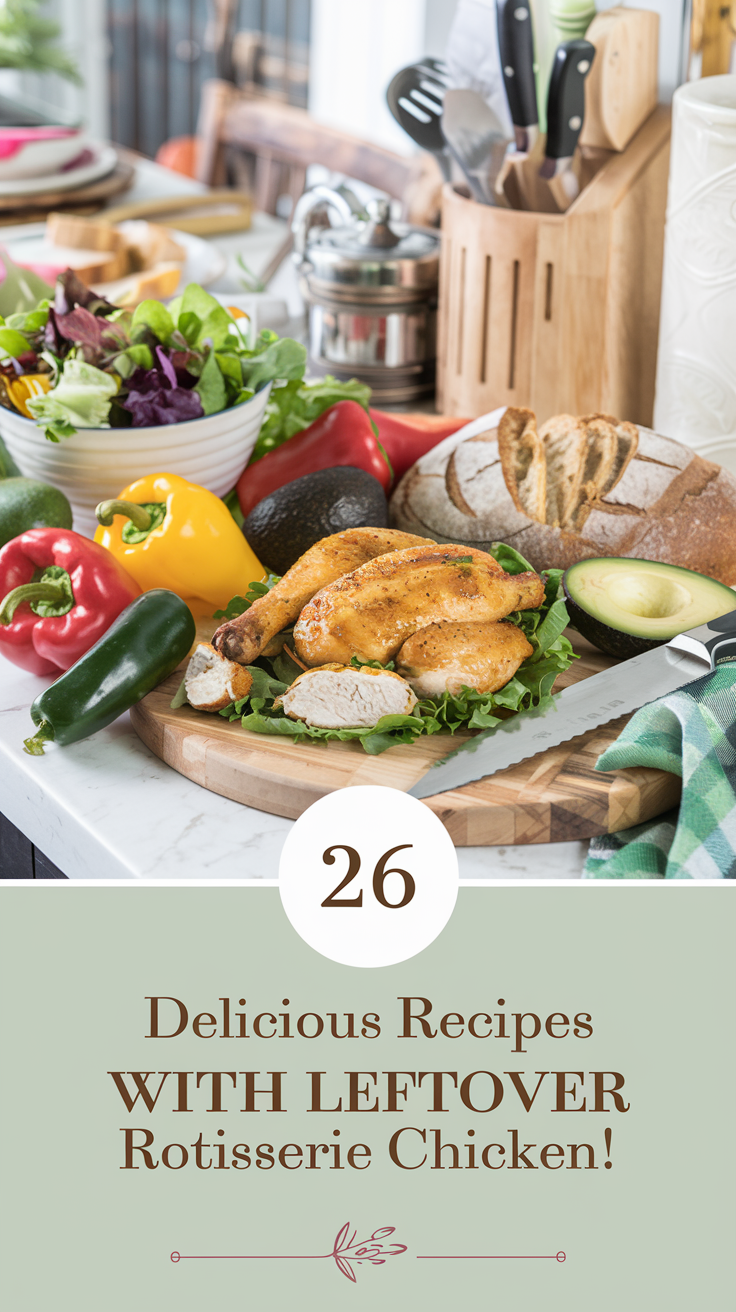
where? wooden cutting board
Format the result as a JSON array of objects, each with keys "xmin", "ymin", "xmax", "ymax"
[{"xmin": 130, "ymin": 639, "xmax": 680, "ymax": 846}]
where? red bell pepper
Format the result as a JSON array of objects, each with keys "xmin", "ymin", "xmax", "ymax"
[
  {"xmin": 0, "ymin": 528, "xmax": 141, "ymax": 677},
  {"xmin": 370, "ymin": 409, "xmax": 471, "ymax": 483},
  {"xmin": 237, "ymin": 399, "xmax": 391, "ymax": 519}
]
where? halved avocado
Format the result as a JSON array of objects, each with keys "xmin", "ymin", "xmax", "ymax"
[{"xmin": 563, "ymin": 558, "xmax": 736, "ymax": 659}]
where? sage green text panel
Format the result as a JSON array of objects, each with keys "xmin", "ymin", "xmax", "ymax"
[{"xmin": 1, "ymin": 886, "xmax": 733, "ymax": 1311}]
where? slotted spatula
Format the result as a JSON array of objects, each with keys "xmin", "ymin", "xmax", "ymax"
[{"xmin": 386, "ymin": 63, "xmax": 452, "ymax": 181}]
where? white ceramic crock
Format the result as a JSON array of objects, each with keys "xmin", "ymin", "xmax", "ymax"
[
  {"xmin": 0, "ymin": 382, "xmax": 272, "ymax": 538},
  {"xmin": 653, "ymin": 76, "xmax": 736, "ymax": 472}
]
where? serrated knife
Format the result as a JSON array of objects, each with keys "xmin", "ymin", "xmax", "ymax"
[{"xmin": 408, "ymin": 611, "xmax": 736, "ymax": 800}]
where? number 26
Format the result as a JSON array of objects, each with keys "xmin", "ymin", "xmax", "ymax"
[{"xmin": 321, "ymin": 844, "xmax": 415, "ymax": 909}]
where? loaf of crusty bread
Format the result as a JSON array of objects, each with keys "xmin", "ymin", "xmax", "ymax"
[{"xmin": 390, "ymin": 408, "xmax": 736, "ymax": 585}]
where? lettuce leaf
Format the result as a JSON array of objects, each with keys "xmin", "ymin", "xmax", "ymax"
[
  {"xmin": 131, "ymin": 299, "xmax": 174, "ymax": 342},
  {"xmin": 27, "ymin": 358, "xmax": 118, "ymax": 438},
  {"xmin": 195, "ymin": 348, "xmax": 226, "ymax": 415}
]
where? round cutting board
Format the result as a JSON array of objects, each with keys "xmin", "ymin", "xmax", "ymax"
[{"xmin": 130, "ymin": 639, "xmax": 680, "ymax": 846}]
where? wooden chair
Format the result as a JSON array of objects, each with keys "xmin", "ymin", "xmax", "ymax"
[{"xmin": 195, "ymin": 78, "xmax": 416, "ymax": 216}]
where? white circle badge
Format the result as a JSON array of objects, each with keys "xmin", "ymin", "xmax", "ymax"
[{"xmin": 279, "ymin": 785, "xmax": 459, "ymax": 968}]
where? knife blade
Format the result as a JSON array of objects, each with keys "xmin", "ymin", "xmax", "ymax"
[
  {"xmin": 539, "ymin": 38, "xmax": 595, "ymax": 195},
  {"xmin": 407, "ymin": 609, "xmax": 736, "ymax": 800},
  {"xmin": 496, "ymin": 0, "xmax": 539, "ymax": 153}
]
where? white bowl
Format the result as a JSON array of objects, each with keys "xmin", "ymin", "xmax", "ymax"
[
  {"xmin": 0, "ymin": 383, "xmax": 272, "ymax": 537},
  {"xmin": 0, "ymin": 127, "xmax": 84, "ymax": 181}
]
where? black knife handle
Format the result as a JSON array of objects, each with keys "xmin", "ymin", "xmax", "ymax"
[
  {"xmin": 669, "ymin": 608, "xmax": 736, "ymax": 669},
  {"xmin": 496, "ymin": 0, "xmax": 538, "ymax": 129},
  {"xmin": 546, "ymin": 39, "xmax": 595, "ymax": 161}
]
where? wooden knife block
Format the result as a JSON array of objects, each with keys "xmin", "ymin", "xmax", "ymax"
[
  {"xmin": 581, "ymin": 7, "xmax": 660, "ymax": 152},
  {"xmin": 436, "ymin": 107, "xmax": 671, "ymax": 426}
]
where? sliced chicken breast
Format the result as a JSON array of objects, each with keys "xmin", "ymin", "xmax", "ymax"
[
  {"xmin": 184, "ymin": 643, "xmax": 253, "ymax": 712},
  {"xmin": 396, "ymin": 621, "xmax": 533, "ymax": 697},
  {"xmin": 276, "ymin": 663, "xmax": 417, "ymax": 729},
  {"xmin": 294, "ymin": 544, "xmax": 544, "ymax": 666},
  {"xmin": 212, "ymin": 527, "xmax": 433, "ymax": 665}
]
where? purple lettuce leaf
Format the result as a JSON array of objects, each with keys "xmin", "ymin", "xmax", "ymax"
[
  {"xmin": 45, "ymin": 306, "xmax": 127, "ymax": 360},
  {"xmin": 168, "ymin": 347, "xmax": 203, "ymax": 386},
  {"xmin": 54, "ymin": 269, "xmax": 117, "ymax": 317},
  {"xmin": 155, "ymin": 343, "xmax": 177, "ymax": 388},
  {"xmin": 122, "ymin": 361, "xmax": 204, "ymax": 427}
]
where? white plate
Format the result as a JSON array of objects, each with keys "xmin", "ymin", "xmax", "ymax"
[
  {"xmin": 0, "ymin": 144, "xmax": 118, "ymax": 197},
  {"xmin": 2, "ymin": 223, "xmax": 227, "ymax": 293}
]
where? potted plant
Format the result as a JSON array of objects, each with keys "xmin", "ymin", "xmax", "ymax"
[{"xmin": 0, "ymin": 0, "xmax": 80, "ymax": 83}]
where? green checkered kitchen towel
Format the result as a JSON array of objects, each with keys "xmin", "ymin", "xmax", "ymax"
[{"xmin": 584, "ymin": 666, "xmax": 736, "ymax": 880}]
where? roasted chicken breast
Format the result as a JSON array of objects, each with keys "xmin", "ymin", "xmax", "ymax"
[
  {"xmin": 184, "ymin": 643, "xmax": 253, "ymax": 712},
  {"xmin": 276, "ymin": 663, "xmax": 417, "ymax": 729},
  {"xmin": 396, "ymin": 620, "xmax": 533, "ymax": 697},
  {"xmin": 212, "ymin": 527, "xmax": 433, "ymax": 664},
  {"xmin": 294, "ymin": 544, "xmax": 545, "ymax": 666}
]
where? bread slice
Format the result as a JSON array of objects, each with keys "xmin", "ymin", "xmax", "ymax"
[
  {"xmin": 121, "ymin": 219, "xmax": 187, "ymax": 271},
  {"xmin": 570, "ymin": 415, "xmax": 617, "ymax": 530},
  {"xmin": 580, "ymin": 413, "xmax": 639, "ymax": 497},
  {"xmin": 538, "ymin": 413, "xmax": 588, "ymax": 528},
  {"xmin": 37, "ymin": 244, "xmax": 130, "ymax": 285},
  {"xmin": 46, "ymin": 212, "xmax": 126, "ymax": 253},
  {"xmin": 497, "ymin": 407, "xmax": 546, "ymax": 520},
  {"xmin": 93, "ymin": 261, "xmax": 182, "ymax": 306}
]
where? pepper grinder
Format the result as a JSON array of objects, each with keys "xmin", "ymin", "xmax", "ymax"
[{"xmin": 549, "ymin": 0, "xmax": 597, "ymax": 45}]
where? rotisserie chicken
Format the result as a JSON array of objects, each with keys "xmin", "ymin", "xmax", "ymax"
[
  {"xmin": 275, "ymin": 663, "xmax": 417, "ymax": 729},
  {"xmin": 396, "ymin": 620, "xmax": 534, "ymax": 697},
  {"xmin": 212, "ymin": 526, "xmax": 433, "ymax": 664},
  {"xmin": 293, "ymin": 544, "xmax": 544, "ymax": 666}
]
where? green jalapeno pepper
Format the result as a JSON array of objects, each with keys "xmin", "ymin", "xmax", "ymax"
[{"xmin": 23, "ymin": 588, "xmax": 195, "ymax": 755}]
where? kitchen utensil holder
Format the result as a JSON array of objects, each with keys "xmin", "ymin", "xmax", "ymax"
[{"xmin": 437, "ymin": 106, "xmax": 671, "ymax": 425}]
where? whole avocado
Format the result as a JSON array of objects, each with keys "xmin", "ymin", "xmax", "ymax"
[
  {"xmin": 0, "ymin": 434, "xmax": 21, "ymax": 479},
  {"xmin": 243, "ymin": 466, "xmax": 388, "ymax": 574},
  {"xmin": 0, "ymin": 477, "xmax": 73, "ymax": 548}
]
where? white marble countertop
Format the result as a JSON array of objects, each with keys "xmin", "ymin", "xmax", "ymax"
[{"xmin": 0, "ymin": 662, "xmax": 587, "ymax": 881}]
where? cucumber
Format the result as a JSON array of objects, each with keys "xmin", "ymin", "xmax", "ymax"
[{"xmin": 0, "ymin": 477, "xmax": 73, "ymax": 549}]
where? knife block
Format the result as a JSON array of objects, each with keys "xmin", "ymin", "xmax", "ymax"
[{"xmin": 436, "ymin": 106, "xmax": 671, "ymax": 426}]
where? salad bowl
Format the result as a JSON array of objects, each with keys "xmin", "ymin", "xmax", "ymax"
[{"xmin": 0, "ymin": 383, "xmax": 271, "ymax": 538}]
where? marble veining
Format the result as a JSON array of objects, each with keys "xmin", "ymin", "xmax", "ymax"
[{"xmin": 0, "ymin": 664, "xmax": 584, "ymax": 881}]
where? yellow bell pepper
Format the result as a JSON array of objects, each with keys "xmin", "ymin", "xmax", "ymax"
[
  {"xmin": 6, "ymin": 374, "xmax": 52, "ymax": 417},
  {"xmin": 94, "ymin": 472, "xmax": 265, "ymax": 613}
]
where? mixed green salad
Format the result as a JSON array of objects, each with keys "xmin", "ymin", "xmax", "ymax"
[
  {"xmin": 174, "ymin": 543, "xmax": 577, "ymax": 755},
  {"xmin": 0, "ymin": 270, "xmax": 370, "ymax": 450}
]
